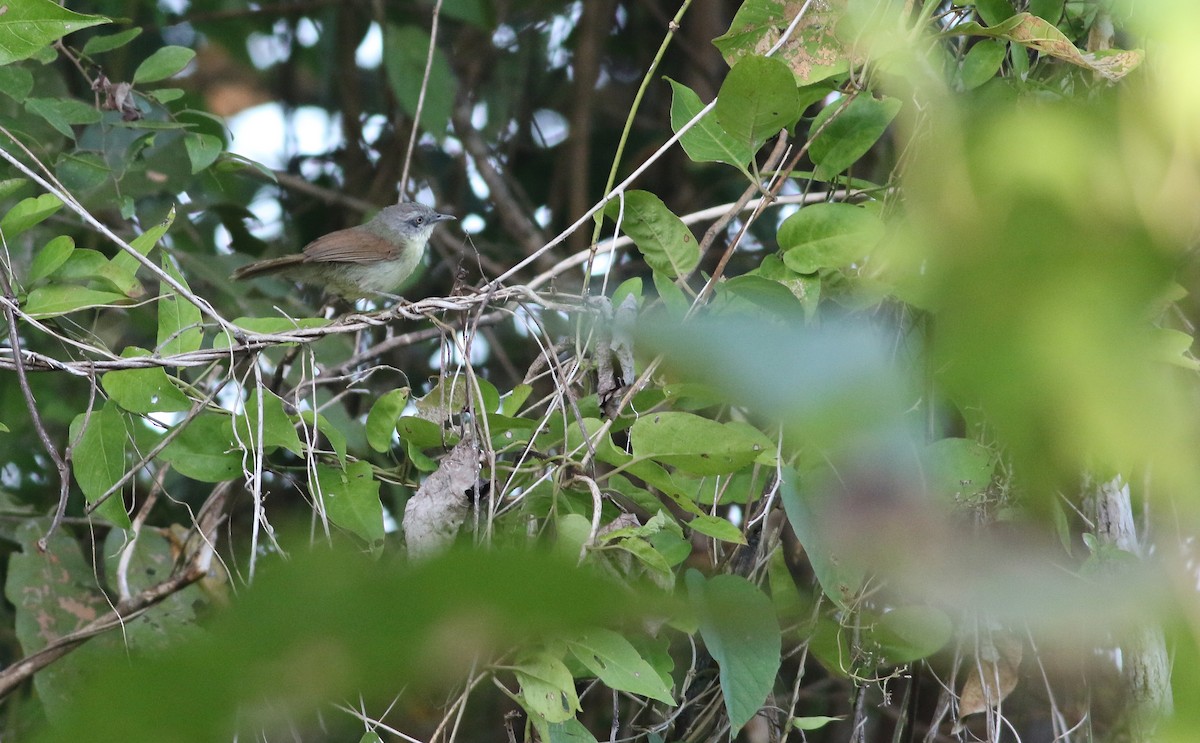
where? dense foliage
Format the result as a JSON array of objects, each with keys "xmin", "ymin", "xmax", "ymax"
[{"xmin": 0, "ymin": 1, "xmax": 1196, "ymax": 741}]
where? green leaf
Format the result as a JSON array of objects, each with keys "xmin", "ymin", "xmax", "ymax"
[
  {"xmin": 0, "ymin": 65, "xmax": 33, "ymax": 101},
  {"xmin": 101, "ymin": 353, "xmax": 192, "ymax": 414},
  {"xmin": 133, "ymin": 45, "xmax": 196, "ymax": 84},
  {"xmin": 974, "ymin": 0, "xmax": 1016, "ymax": 25},
  {"xmin": 383, "ymin": 24, "xmax": 455, "ymax": 138},
  {"xmin": 1, "ymin": 193, "xmax": 63, "ymax": 236},
  {"xmin": 82, "ymin": 27, "xmax": 142, "ymax": 55},
  {"xmin": 25, "ymin": 97, "xmax": 101, "ymax": 138},
  {"xmin": 715, "ymin": 55, "xmax": 801, "ymax": 150},
  {"xmin": 29, "ymin": 235, "xmax": 75, "ymax": 282},
  {"xmin": 107, "ymin": 206, "xmax": 173, "ymax": 295},
  {"xmin": 960, "ymin": 39, "xmax": 1007, "ymax": 90},
  {"xmin": 605, "ymin": 191, "xmax": 698, "ymax": 279},
  {"xmin": 100, "ymin": 528, "xmax": 205, "ymax": 650},
  {"xmin": 791, "ymin": 716, "xmax": 844, "ymax": 731},
  {"xmin": 565, "ymin": 628, "xmax": 675, "ymax": 704},
  {"xmin": 871, "ymin": 606, "xmax": 953, "ymax": 663},
  {"xmin": 779, "ymin": 467, "xmax": 864, "ymax": 609},
  {"xmin": 543, "ymin": 719, "xmax": 598, "ymax": 743},
  {"xmin": 713, "ymin": 0, "xmax": 848, "ymax": 85},
  {"xmin": 24, "ymin": 285, "xmax": 128, "ymax": 319},
  {"xmin": 56, "ymin": 151, "xmax": 111, "ymax": 193},
  {"xmin": 501, "ymin": 383, "xmax": 533, "ymax": 416},
  {"xmin": 686, "ymin": 571, "xmax": 780, "ymax": 735},
  {"xmin": 921, "ymin": 438, "xmax": 995, "ymax": 500},
  {"xmin": 299, "ymin": 411, "xmax": 347, "ymax": 469},
  {"xmin": 314, "ymin": 461, "xmax": 385, "ymax": 551},
  {"xmin": 184, "ymin": 132, "xmax": 223, "ymax": 174},
  {"xmin": 234, "ymin": 389, "xmax": 304, "ymax": 456},
  {"xmin": 69, "ymin": 402, "xmax": 131, "ymax": 528},
  {"xmin": 397, "ymin": 415, "xmax": 447, "ymax": 449},
  {"xmin": 161, "ymin": 413, "xmax": 241, "ymax": 482},
  {"xmin": 366, "ymin": 388, "xmax": 411, "ymax": 453},
  {"xmin": 809, "ymin": 95, "xmax": 902, "ymax": 180},
  {"xmin": 778, "ymin": 203, "xmax": 885, "ymax": 274},
  {"xmin": 1028, "ymin": 0, "xmax": 1064, "ymax": 22},
  {"xmin": 514, "ymin": 650, "xmax": 581, "ymax": 723},
  {"xmin": 666, "ymin": 77, "xmax": 753, "ymax": 171},
  {"xmin": 157, "ymin": 256, "xmax": 203, "ymax": 357},
  {"xmin": 687, "ymin": 514, "xmax": 746, "ymax": 545},
  {"xmin": 630, "ymin": 411, "xmax": 773, "ymax": 476},
  {"xmin": 0, "ymin": 0, "xmax": 109, "ymax": 66},
  {"xmin": 5, "ymin": 521, "xmax": 117, "ymax": 722}
]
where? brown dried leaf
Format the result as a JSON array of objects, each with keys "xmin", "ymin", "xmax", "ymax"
[{"xmin": 958, "ymin": 635, "xmax": 1023, "ymax": 719}]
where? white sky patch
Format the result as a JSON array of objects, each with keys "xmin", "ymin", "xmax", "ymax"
[
  {"xmin": 429, "ymin": 332, "xmax": 490, "ymax": 369},
  {"xmin": 356, "ymin": 22, "xmax": 383, "ymax": 68},
  {"xmin": 295, "ymin": 17, "xmax": 321, "ymax": 47},
  {"xmin": 532, "ymin": 108, "xmax": 568, "ymax": 148},
  {"xmin": 227, "ymin": 103, "xmax": 343, "ymax": 170},
  {"xmin": 460, "ymin": 214, "xmax": 486, "ymax": 234},
  {"xmin": 546, "ymin": 3, "xmax": 582, "ymax": 71}
]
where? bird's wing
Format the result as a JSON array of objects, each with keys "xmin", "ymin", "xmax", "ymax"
[{"xmin": 302, "ymin": 227, "xmax": 398, "ymax": 263}]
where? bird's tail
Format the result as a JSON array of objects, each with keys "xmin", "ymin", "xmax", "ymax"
[{"xmin": 230, "ymin": 254, "xmax": 307, "ymax": 281}]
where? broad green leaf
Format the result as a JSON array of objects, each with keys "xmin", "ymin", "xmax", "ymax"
[
  {"xmin": 366, "ymin": 387, "xmax": 410, "ymax": 452},
  {"xmin": 605, "ymin": 191, "xmax": 698, "ymax": 279},
  {"xmin": 809, "ymin": 95, "xmax": 901, "ymax": 180},
  {"xmin": 0, "ymin": 65, "xmax": 33, "ymax": 101},
  {"xmin": 184, "ymin": 132, "xmax": 223, "ymax": 174},
  {"xmin": 871, "ymin": 606, "xmax": 953, "ymax": 663},
  {"xmin": 108, "ymin": 206, "xmax": 173, "ymax": 294},
  {"xmin": 652, "ymin": 269, "xmax": 689, "ymax": 317},
  {"xmin": 612, "ymin": 535, "xmax": 674, "ymax": 582},
  {"xmin": 566, "ymin": 628, "xmax": 675, "ymax": 703},
  {"xmin": 543, "ymin": 719, "xmax": 598, "ymax": 743},
  {"xmin": 1028, "ymin": 0, "xmax": 1064, "ymax": 22},
  {"xmin": 29, "ymin": 235, "xmax": 75, "ymax": 282},
  {"xmin": 148, "ymin": 88, "xmax": 185, "ymax": 103},
  {"xmin": 157, "ymin": 256, "xmax": 203, "ymax": 357},
  {"xmin": 514, "ymin": 650, "xmax": 581, "ymax": 723},
  {"xmin": 686, "ymin": 514, "xmax": 747, "ymax": 545},
  {"xmin": 24, "ymin": 285, "xmax": 128, "ymax": 319},
  {"xmin": 6, "ymin": 521, "xmax": 117, "ymax": 722},
  {"xmin": 630, "ymin": 411, "xmax": 773, "ymax": 476},
  {"xmin": 102, "ymin": 353, "xmax": 192, "ymax": 414},
  {"xmin": 960, "ymin": 39, "xmax": 1007, "ymax": 90},
  {"xmin": 25, "ymin": 97, "xmax": 101, "ymax": 138},
  {"xmin": 314, "ymin": 461, "xmax": 385, "ymax": 551},
  {"xmin": 500, "ymin": 383, "xmax": 533, "ymax": 416},
  {"xmin": 133, "ymin": 45, "xmax": 196, "ymax": 84},
  {"xmin": 778, "ymin": 203, "xmax": 885, "ymax": 273},
  {"xmin": 666, "ymin": 77, "xmax": 753, "ymax": 171},
  {"xmin": 974, "ymin": 0, "xmax": 1016, "ymax": 25},
  {"xmin": 69, "ymin": 402, "xmax": 131, "ymax": 528},
  {"xmin": 56, "ymin": 151, "xmax": 111, "ymax": 192},
  {"xmin": 101, "ymin": 527, "xmax": 205, "ymax": 650},
  {"xmin": 1, "ymin": 193, "xmax": 62, "ymax": 236},
  {"xmin": 713, "ymin": 0, "xmax": 848, "ymax": 85},
  {"xmin": 234, "ymin": 389, "xmax": 304, "ymax": 456},
  {"xmin": 299, "ymin": 411, "xmax": 347, "ymax": 469},
  {"xmin": 1150, "ymin": 327, "xmax": 1200, "ymax": 370},
  {"xmin": 715, "ymin": 55, "xmax": 801, "ymax": 150},
  {"xmin": 0, "ymin": 0, "xmax": 109, "ymax": 66},
  {"xmin": 383, "ymin": 24, "xmax": 455, "ymax": 137},
  {"xmin": 161, "ymin": 412, "xmax": 241, "ymax": 482},
  {"xmin": 397, "ymin": 415, "xmax": 447, "ymax": 449},
  {"xmin": 82, "ymin": 27, "xmax": 142, "ymax": 55},
  {"xmin": 921, "ymin": 438, "xmax": 995, "ymax": 500},
  {"xmin": 686, "ymin": 571, "xmax": 780, "ymax": 735},
  {"xmin": 780, "ymin": 467, "xmax": 864, "ymax": 609}
]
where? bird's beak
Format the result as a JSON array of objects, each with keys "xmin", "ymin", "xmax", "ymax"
[{"xmin": 433, "ymin": 212, "xmax": 456, "ymax": 222}]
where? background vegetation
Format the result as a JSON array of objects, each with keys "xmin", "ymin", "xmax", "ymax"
[{"xmin": 0, "ymin": 0, "xmax": 1196, "ymax": 741}]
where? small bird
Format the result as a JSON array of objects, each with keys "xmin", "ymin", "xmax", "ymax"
[{"xmin": 231, "ymin": 202, "xmax": 455, "ymax": 300}]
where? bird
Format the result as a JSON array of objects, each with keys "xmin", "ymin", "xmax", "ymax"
[{"xmin": 231, "ymin": 202, "xmax": 455, "ymax": 300}]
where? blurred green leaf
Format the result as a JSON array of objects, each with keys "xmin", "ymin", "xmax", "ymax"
[
  {"xmin": 1, "ymin": 193, "xmax": 63, "ymax": 236},
  {"xmin": 566, "ymin": 628, "xmax": 675, "ymax": 704},
  {"xmin": 25, "ymin": 97, "xmax": 101, "ymax": 138},
  {"xmin": 960, "ymin": 39, "xmax": 1007, "ymax": 90},
  {"xmin": 871, "ymin": 606, "xmax": 953, "ymax": 663},
  {"xmin": 0, "ymin": 65, "xmax": 33, "ymax": 101},
  {"xmin": 921, "ymin": 438, "xmax": 995, "ymax": 500},
  {"xmin": 383, "ymin": 24, "xmax": 454, "ymax": 138},
  {"xmin": 82, "ymin": 27, "xmax": 142, "ymax": 55},
  {"xmin": 686, "ymin": 571, "xmax": 780, "ymax": 735},
  {"xmin": 184, "ymin": 132, "xmax": 223, "ymax": 174},
  {"xmin": 780, "ymin": 467, "xmax": 864, "ymax": 609}
]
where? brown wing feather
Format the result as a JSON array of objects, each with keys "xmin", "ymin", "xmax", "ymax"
[{"xmin": 302, "ymin": 227, "xmax": 397, "ymax": 264}]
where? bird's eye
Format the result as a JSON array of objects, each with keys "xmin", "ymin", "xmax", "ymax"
[{"xmin": 412, "ymin": 216, "xmax": 425, "ymax": 226}]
